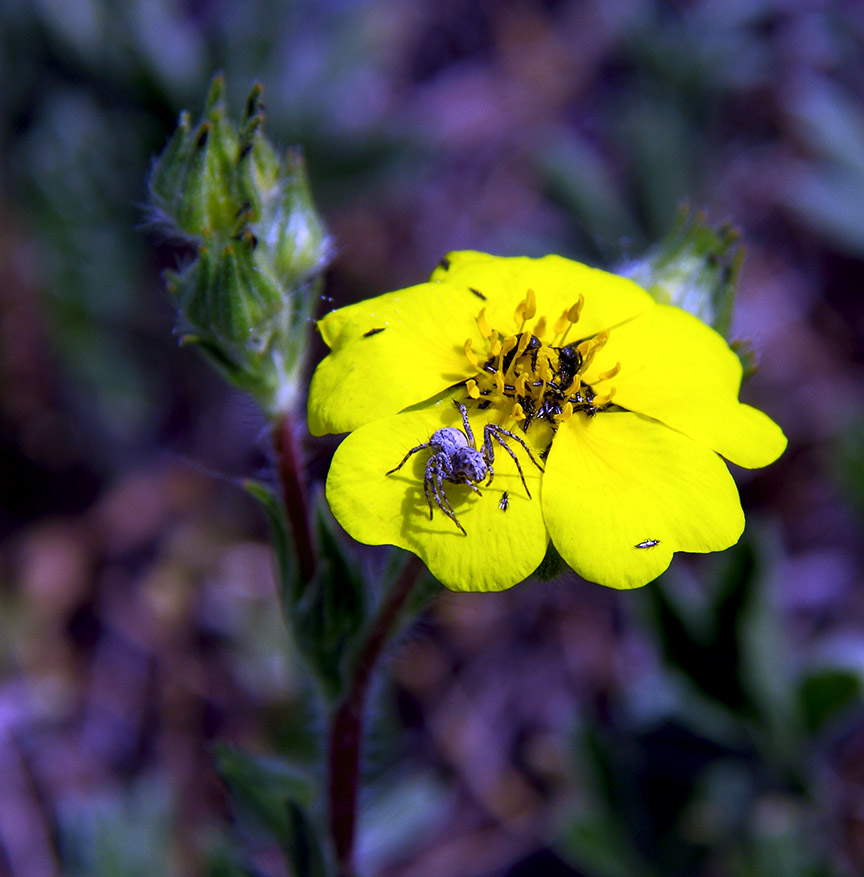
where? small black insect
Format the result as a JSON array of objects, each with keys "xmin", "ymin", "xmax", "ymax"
[
  {"xmin": 634, "ymin": 539, "xmax": 660, "ymax": 549},
  {"xmin": 557, "ymin": 343, "xmax": 583, "ymax": 389},
  {"xmin": 498, "ymin": 491, "xmax": 510, "ymax": 511},
  {"xmin": 386, "ymin": 401, "xmax": 543, "ymax": 534},
  {"xmin": 363, "ymin": 327, "xmax": 385, "ymax": 337},
  {"xmin": 469, "ymin": 286, "xmax": 487, "ymax": 300},
  {"xmin": 438, "ymin": 256, "xmax": 450, "ymax": 271}
]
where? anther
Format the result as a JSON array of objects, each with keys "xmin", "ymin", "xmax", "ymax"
[
  {"xmin": 577, "ymin": 332, "xmax": 608, "ymax": 371},
  {"xmin": 533, "ymin": 315, "xmax": 547, "ymax": 339},
  {"xmin": 563, "ymin": 376, "xmax": 581, "ymax": 396},
  {"xmin": 553, "ymin": 309, "xmax": 570, "ymax": 338},
  {"xmin": 477, "ymin": 308, "xmax": 492, "ymax": 339},
  {"xmin": 514, "ymin": 331, "xmax": 532, "ymax": 359},
  {"xmin": 514, "ymin": 288, "xmax": 537, "ymax": 329},
  {"xmin": 595, "ymin": 361, "xmax": 621, "ymax": 383},
  {"xmin": 558, "ymin": 296, "xmax": 585, "ymax": 345},
  {"xmin": 466, "ymin": 379, "xmax": 480, "ymax": 399},
  {"xmin": 556, "ymin": 401, "xmax": 574, "ymax": 422},
  {"xmin": 464, "ymin": 338, "xmax": 480, "ymax": 369},
  {"xmin": 592, "ymin": 387, "xmax": 616, "ymax": 407}
]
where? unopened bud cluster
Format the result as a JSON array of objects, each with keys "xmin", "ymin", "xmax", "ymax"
[
  {"xmin": 150, "ymin": 75, "xmax": 331, "ymax": 415},
  {"xmin": 621, "ymin": 208, "xmax": 742, "ymax": 340}
]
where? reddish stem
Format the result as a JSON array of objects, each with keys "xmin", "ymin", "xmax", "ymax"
[
  {"xmin": 328, "ymin": 557, "xmax": 422, "ymax": 876},
  {"xmin": 273, "ymin": 412, "xmax": 316, "ymax": 582}
]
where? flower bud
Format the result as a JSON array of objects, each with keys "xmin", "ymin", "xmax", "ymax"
[
  {"xmin": 620, "ymin": 207, "xmax": 742, "ymax": 339},
  {"xmin": 149, "ymin": 75, "xmax": 331, "ymax": 416}
]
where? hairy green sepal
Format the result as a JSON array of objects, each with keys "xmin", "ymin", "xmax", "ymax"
[{"xmin": 150, "ymin": 75, "xmax": 331, "ymax": 415}]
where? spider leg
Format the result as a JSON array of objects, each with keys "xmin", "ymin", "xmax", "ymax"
[
  {"xmin": 454, "ymin": 400, "xmax": 476, "ymax": 448},
  {"xmin": 433, "ymin": 464, "xmax": 466, "ymax": 535},
  {"xmin": 387, "ymin": 442, "xmax": 431, "ymax": 475},
  {"xmin": 488, "ymin": 425, "xmax": 544, "ymax": 472},
  {"xmin": 423, "ymin": 459, "xmax": 438, "ymax": 519},
  {"xmin": 484, "ymin": 425, "xmax": 544, "ymax": 498},
  {"xmin": 486, "ymin": 428, "xmax": 530, "ymax": 496},
  {"xmin": 481, "ymin": 428, "xmax": 497, "ymax": 486}
]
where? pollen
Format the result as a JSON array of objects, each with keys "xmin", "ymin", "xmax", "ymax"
[{"xmin": 461, "ymin": 293, "xmax": 620, "ymax": 435}]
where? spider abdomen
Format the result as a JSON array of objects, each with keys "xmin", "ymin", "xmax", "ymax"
[{"xmin": 430, "ymin": 427, "xmax": 470, "ymax": 454}]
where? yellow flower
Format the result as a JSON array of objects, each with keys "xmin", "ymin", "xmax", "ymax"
[{"xmin": 307, "ymin": 251, "xmax": 786, "ymax": 591}]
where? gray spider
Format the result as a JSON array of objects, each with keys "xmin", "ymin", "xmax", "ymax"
[{"xmin": 386, "ymin": 401, "xmax": 543, "ymax": 535}]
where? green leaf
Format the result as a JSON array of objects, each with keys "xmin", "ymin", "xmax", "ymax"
[
  {"xmin": 243, "ymin": 480, "xmax": 300, "ymax": 611},
  {"xmin": 833, "ymin": 418, "xmax": 864, "ymax": 524},
  {"xmin": 798, "ymin": 669, "xmax": 863, "ymax": 736},
  {"xmin": 283, "ymin": 800, "xmax": 330, "ymax": 877},
  {"xmin": 245, "ymin": 480, "xmax": 371, "ymax": 699},
  {"xmin": 645, "ymin": 542, "xmax": 761, "ymax": 716},
  {"xmin": 555, "ymin": 724, "xmax": 658, "ymax": 877},
  {"xmin": 212, "ymin": 744, "xmax": 314, "ymax": 841},
  {"xmin": 292, "ymin": 496, "xmax": 369, "ymax": 699},
  {"xmin": 214, "ymin": 747, "xmax": 330, "ymax": 875}
]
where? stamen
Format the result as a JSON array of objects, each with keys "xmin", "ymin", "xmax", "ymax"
[
  {"xmin": 557, "ymin": 296, "xmax": 584, "ymax": 345},
  {"xmin": 464, "ymin": 299, "xmax": 621, "ymax": 438},
  {"xmin": 537, "ymin": 352, "xmax": 554, "ymax": 383},
  {"xmin": 552, "ymin": 309, "xmax": 569, "ymax": 338},
  {"xmin": 556, "ymin": 401, "xmax": 573, "ymax": 422},
  {"xmin": 514, "ymin": 288, "xmax": 537, "ymax": 330},
  {"xmin": 576, "ymin": 331, "xmax": 608, "ymax": 372},
  {"xmin": 592, "ymin": 387, "xmax": 616, "ymax": 407},
  {"xmin": 477, "ymin": 307, "xmax": 493, "ymax": 338},
  {"xmin": 595, "ymin": 361, "xmax": 621, "ymax": 383},
  {"xmin": 501, "ymin": 335, "xmax": 518, "ymax": 356},
  {"xmin": 464, "ymin": 338, "xmax": 480, "ymax": 369},
  {"xmin": 533, "ymin": 315, "xmax": 547, "ymax": 339},
  {"xmin": 563, "ymin": 375, "xmax": 581, "ymax": 396}
]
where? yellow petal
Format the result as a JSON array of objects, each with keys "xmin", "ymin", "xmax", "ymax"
[
  {"xmin": 430, "ymin": 252, "xmax": 655, "ymax": 341},
  {"xmin": 586, "ymin": 305, "xmax": 787, "ymax": 468},
  {"xmin": 308, "ymin": 282, "xmax": 484, "ymax": 436},
  {"xmin": 325, "ymin": 399, "xmax": 548, "ymax": 591},
  {"xmin": 428, "ymin": 250, "xmax": 499, "ymax": 283},
  {"xmin": 543, "ymin": 412, "xmax": 744, "ymax": 590}
]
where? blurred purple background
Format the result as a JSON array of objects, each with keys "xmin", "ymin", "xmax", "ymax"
[{"xmin": 1, "ymin": 1, "xmax": 864, "ymax": 874}]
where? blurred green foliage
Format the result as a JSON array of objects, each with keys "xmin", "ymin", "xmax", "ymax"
[{"xmin": 556, "ymin": 539, "xmax": 861, "ymax": 877}]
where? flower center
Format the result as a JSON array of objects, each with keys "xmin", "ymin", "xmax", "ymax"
[{"xmin": 461, "ymin": 288, "xmax": 621, "ymax": 435}]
